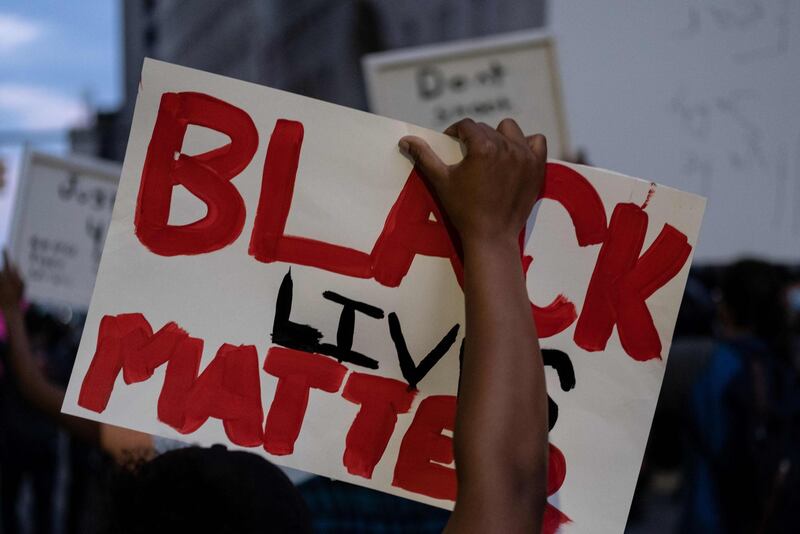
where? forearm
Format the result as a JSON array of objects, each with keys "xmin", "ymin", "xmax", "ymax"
[
  {"xmin": 400, "ymin": 118, "xmax": 548, "ymax": 532},
  {"xmin": 452, "ymin": 236, "xmax": 548, "ymax": 530},
  {"xmin": 3, "ymin": 306, "xmax": 59, "ymax": 412},
  {"xmin": 2, "ymin": 306, "xmax": 99, "ymax": 444}
]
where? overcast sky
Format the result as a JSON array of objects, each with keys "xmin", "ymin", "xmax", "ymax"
[
  {"xmin": 0, "ymin": 1, "xmax": 120, "ymax": 139},
  {"xmin": 0, "ymin": 1, "xmax": 119, "ymax": 243}
]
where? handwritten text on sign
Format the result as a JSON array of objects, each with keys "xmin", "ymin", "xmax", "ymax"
[
  {"xmin": 63, "ymin": 60, "xmax": 704, "ymax": 534},
  {"xmin": 10, "ymin": 152, "xmax": 119, "ymax": 309},
  {"xmin": 363, "ymin": 31, "xmax": 570, "ymax": 159}
]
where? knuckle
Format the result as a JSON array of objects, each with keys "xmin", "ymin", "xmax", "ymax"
[
  {"xmin": 473, "ymin": 139, "xmax": 496, "ymax": 157},
  {"xmin": 509, "ymin": 144, "xmax": 527, "ymax": 162}
]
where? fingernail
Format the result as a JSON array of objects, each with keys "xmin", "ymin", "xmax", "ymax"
[{"xmin": 398, "ymin": 140, "xmax": 410, "ymax": 155}]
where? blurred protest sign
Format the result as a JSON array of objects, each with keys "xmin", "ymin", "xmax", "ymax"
[
  {"xmin": 0, "ymin": 158, "xmax": 6, "ymax": 193},
  {"xmin": 363, "ymin": 30, "xmax": 570, "ymax": 159},
  {"xmin": 0, "ymin": 147, "xmax": 24, "ymax": 247},
  {"xmin": 9, "ymin": 150, "xmax": 119, "ymax": 309},
  {"xmin": 62, "ymin": 59, "xmax": 704, "ymax": 533}
]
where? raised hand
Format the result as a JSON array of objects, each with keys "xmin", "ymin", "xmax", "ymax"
[
  {"xmin": 399, "ymin": 117, "xmax": 546, "ymax": 249},
  {"xmin": 0, "ymin": 250, "xmax": 24, "ymax": 312}
]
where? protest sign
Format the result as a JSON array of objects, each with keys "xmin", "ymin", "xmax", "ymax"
[
  {"xmin": 9, "ymin": 150, "xmax": 120, "ymax": 310},
  {"xmin": 62, "ymin": 59, "xmax": 705, "ymax": 533},
  {"xmin": 0, "ymin": 147, "xmax": 24, "ymax": 248},
  {"xmin": 363, "ymin": 30, "xmax": 570, "ymax": 159}
]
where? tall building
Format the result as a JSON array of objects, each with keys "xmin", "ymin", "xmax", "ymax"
[{"xmin": 74, "ymin": 0, "xmax": 546, "ymax": 161}]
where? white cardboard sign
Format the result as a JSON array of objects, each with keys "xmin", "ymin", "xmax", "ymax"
[
  {"xmin": 9, "ymin": 150, "xmax": 120, "ymax": 310},
  {"xmin": 0, "ymin": 147, "xmax": 24, "ymax": 248},
  {"xmin": 63, "ymin": 59, "xmax": 705, "ymax": 534},
  {"xmin": 363, "ymin": 30, "xmax": 570, "ymax": 159}
]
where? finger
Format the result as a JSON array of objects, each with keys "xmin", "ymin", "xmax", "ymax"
[
  {"xmin": 476, "ymin": 122, "xmax": 495, "ymax": 135},
  {"xmin": 497, "ymin": 118, "xmax": 525, "ymax": 143},
  {"xmin": 443, "ymin": 118, "xmax": 488, "ymax": 150},
  {"xmin": 3, "ymin": 250, "xmax": 19, "ymax": 281},
  {"xmin": 525, "ymin": 134, "xmax": 548, "ymax": 160},
  {"xmin": 399, "ymin": 136, "xmax": 449, "ymax": 187}
]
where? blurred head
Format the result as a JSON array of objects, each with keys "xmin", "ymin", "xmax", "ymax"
[
  {"xmin": 719, "ymin": 259, "xmax": 789, "ymax": 352},
  {"xmin": 102, "ymin": 445, "xmax": 312, "ymax": 534}
]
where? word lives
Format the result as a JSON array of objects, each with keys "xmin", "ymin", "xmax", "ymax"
[
  {"xmin": 78, "ymin": 266, "xmax": 575, "ymax": 529},
  {"xmin": 78, "ymin": 269, "xmax": 463, "ymax": 500}
]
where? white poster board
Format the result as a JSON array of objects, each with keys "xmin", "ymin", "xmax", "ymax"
[
  {"xmin": 9, "ymin": 151, "xmax": 120, "ymax": 309},
  {"xmin": 0, "ymin": 147, "xmax": 24, "ymax": 248},
  {"xmin": 552, "ymin": 0, "xmax": 800, "ymax": 263},
  {"xmin": 63, "ymin": 59, "xmax": 705, "ymax": 534},
  {"xmin": 363, "ymin": 30, "xmax": 571, "ymax": 159}
]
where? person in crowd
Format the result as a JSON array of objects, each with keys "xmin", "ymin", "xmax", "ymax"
[
  {"xmin": 0, "ymin": 307, "xmax": 68, "ymax": 534},
  {"xmin": 1, "ymin": 117, "xmax": 551, "ymax": 533},
  {"xmin": 682, "ymin": 259, "xmax": 800, "ymax": 534},
  {"xmin": 0, "ymin": 261, "xmax": 155, "ymax": 534},
  {"xmin": 786, "ymin": 273, "xmax": 800, "ymax": 340},
  {"xmin": 0, "ymin": 251, "xmax": 101, "ymax": 445}
]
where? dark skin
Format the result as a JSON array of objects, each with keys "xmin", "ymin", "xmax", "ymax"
[
  {"xmin": 400, "ymin": 117, "xmax": 549, "ymax": 534},
  {"xmin": 0, "ymin": 250, "xmax": 100, "ymax": 444}
]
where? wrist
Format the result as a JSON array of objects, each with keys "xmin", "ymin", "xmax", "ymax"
[{"xmin": 461, "ymin": 233, "xmax": 519, "ymax": 259}]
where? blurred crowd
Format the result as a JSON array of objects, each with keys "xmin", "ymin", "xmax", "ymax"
[
  {"xmin": 0, "ymin": 257, "xmax": 798, "ymax": 533},
  {"xmin": 630, "ymin": 260, "xmax": 800, "ymax": 533},
  {"xmin": 0, "ymin": 304, "xmax": 106, "ymax": 534}
]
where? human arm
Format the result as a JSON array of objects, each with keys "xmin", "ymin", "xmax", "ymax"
[
  {"xmin": 0, "ymin": 250, "xmax": 100, "ymax": 444},
  {"xmin": 399, "ymin": 119, "xmax": 549, "ymax": 533}
]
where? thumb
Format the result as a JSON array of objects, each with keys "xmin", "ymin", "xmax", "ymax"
[{"xmin": 399, "ymin": 136, "xmax": 449, "ymax": 188}]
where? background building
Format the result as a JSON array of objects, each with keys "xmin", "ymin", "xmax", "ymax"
[{"xmin": 72, "ymin": 0, "xmax": 546, "ymax": 161}]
